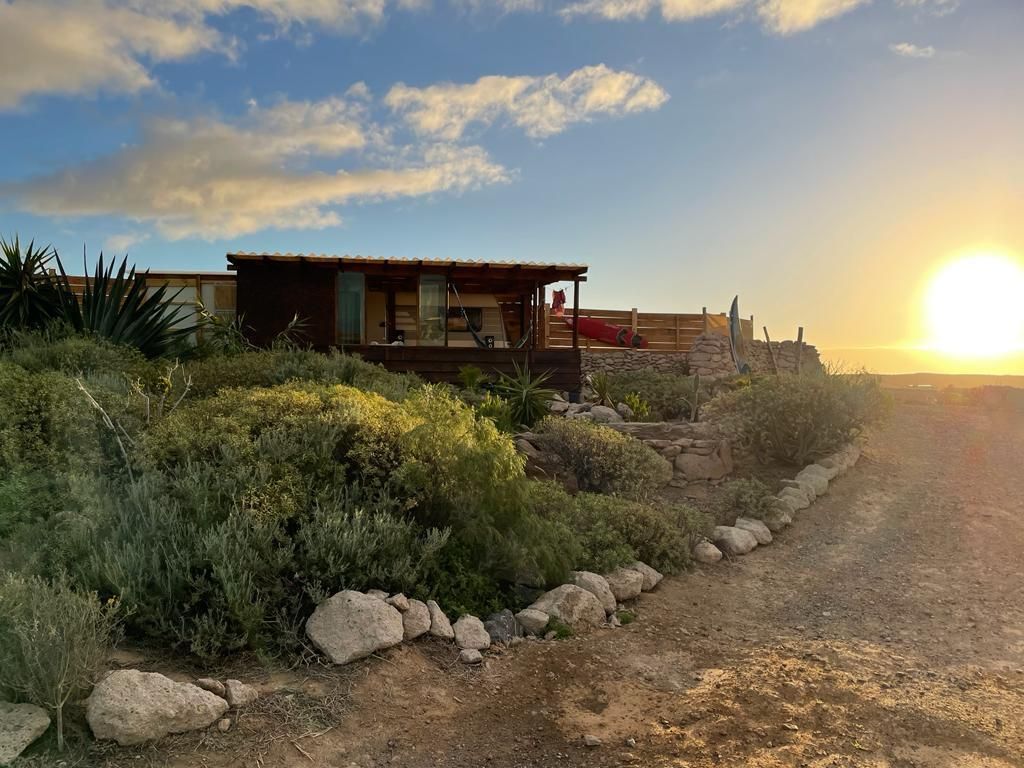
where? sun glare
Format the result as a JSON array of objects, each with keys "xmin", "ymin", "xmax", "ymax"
[{"xmin": 925, "ymin": 252, "xmax": 1024, "ymax": 358}]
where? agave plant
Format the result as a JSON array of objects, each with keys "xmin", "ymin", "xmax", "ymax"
[
  {"xmin": 493, "ymin": 361, "xmax": 556, "ymax": 428},
  {"xmin": 0, "ymin": 237, "xmax": 68, "ymax": 329},
  {"xmin": 54, "ymin": 251, "xmax": 197, "ymax": 358}
]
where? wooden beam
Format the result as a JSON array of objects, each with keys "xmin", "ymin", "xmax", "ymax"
[
  {"xmin": 796, "ymin": 326, "xmax": 804, "ymax": 375},
  {"xmin": 571, "ymin": 278, "xmax": 580, "ymax": 349},
  {"xmin": 763, "ymin": 326, "xmax": 779, "ymax": 374}
]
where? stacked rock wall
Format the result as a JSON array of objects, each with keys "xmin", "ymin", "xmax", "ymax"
[
  {"xmin": 580, "ymin": 350, "xmax": 688, "ymax": 378},
  {"xmin": 606, "ymin": 421, "xmax": 733, "ymax": 486},
  {"xmin": 685, "ymin": 333, "xmax": 736, "ymax": 378},
  {"xmin": 747, "ymin": 339, "xmax": 822, "ymax": 375}
]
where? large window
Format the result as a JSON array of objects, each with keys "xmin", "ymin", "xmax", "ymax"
[
  {"xmin": 418, "ymin": 274, "xmax": 447, "ymax": 346},
  {"xmin": 337, "ymin": 272, "xmax": 365, "ymax": 345}
]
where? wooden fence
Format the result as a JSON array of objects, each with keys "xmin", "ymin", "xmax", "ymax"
[{"xmin": 543, "ymin": 305, "xmax": 753, "ymax": 353}]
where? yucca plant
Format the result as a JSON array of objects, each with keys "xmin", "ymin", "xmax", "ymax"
[
  {"xmin": 0, "ymin": 237, "xmax": 68, "ymax": 329},
  {"xmin": 493, "ymin": 361, "xmax": 556, "ymax": 428},
  {"xmin": 54, "ymin": 251, "xmax": 196, "ymax": 358}
]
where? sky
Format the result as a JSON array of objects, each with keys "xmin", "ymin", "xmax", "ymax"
[{"xmin": 1, "ymin": 0, "xmax": 1022, "ymax": 373}]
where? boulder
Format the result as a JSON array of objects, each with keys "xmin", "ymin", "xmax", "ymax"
[
  {"xmin": 692, "ymin": 540, "xmax": 723, "ymax": 564},
  {"xmin": 403, "ymin": 599, "xmax": 431, "ymax": 640},
  {"xmin": 459, "ymin": 649, "xmax": 483, "ymax": 665},
  {"xmin": 305, "ymin": 590, "xmax": 404, "ymax": 665},
  {"xmin": 712, "ymin": 525, "xmax": 758, "ymax": 556},
  {"xmin": 589, "ymin": 405, "xmax": 624, "ymax": 424},
  {"xmin": 515, "ymin": 438, "xmax": 541, "ymax": 458},
  {"xmin": 615, "ymin": 402, "xmax": 635, "ymax": 420},
  {"xmin": 515, "ymin": 608, "xmax": 550, "ymax": 636},
  {"xmin": 427, "ymin": 600, "xmax": 455, "ymax": 639},
  {"xmin": 571, "ymin": 571, "xmax": 616, "ymax": 614},
  {"xmin": 195, "ymin": 678, "xmax": 225, "ymax": 698},
  {"xmin": 483, "ymin": 609, "xmax": 521, "ymax": 645},
  {"xmin": 86, "ymin": 670, "xmax": 229, "ymax": 746},
  {"xmin": 795, "ymin": 466, "xmax": 829, "ymax": 496},
  {"xmin": 761, "ymin": 507, "xmax": 793, "ymax": 533},
  {"xmin": 224, "ymin": 680, "xmax": 258, "ymax": 708},
  {"xmin": 523, "ymin": 450, "xmax": 580, "ymax": 494},
  {"xmin": 453, "ymin": 615, "xmax": 491, "ymax": 651},
  {"xmin": 386, "ymin": 593, "xmax": 410, "ymax": 612},
  {"xmin": 366, "ymin": 589, "xmax": 389, "ymax": 600},
  {"xmin": 674, "ymin": 442, "xmax": 733, "ymax": 481},
  {"xmin": 781, "ymin": 478, "xmax": 815, "ymax": 502},
  {"xmin": 778, "ymin": 486, "xmax": 810, "ymax": 511},
  {"xmin": 0, "ymin": 702, "xmax": 50, "ymax": 764},
  {"xmin": 549, "ymin": 400, "xmax": 570, "ymax": 414},
  {"xmin": 626, "ymin": 561, "xmax": 663, "ymax": 591},
  {"xmin": 528, "ymin": 585, "xmax": 605, "ymax": 629},
  {"xmin": 734, "ymin": 517, "xmax": 773, "ymax": 545},
  {"xmin": 604, "ymin": 567, "xmax": 644, "ymax": 601}
]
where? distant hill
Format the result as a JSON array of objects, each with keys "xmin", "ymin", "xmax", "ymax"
[{"xmin": 877, "ymin": 372, "xmax": 1024, "ymax": 390}]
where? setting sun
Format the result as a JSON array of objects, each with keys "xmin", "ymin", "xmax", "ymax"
[{"xmin": 925, "ymin": 252, "xmax": 1024, "ymax": 358}]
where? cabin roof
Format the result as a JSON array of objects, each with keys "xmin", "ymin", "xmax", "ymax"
[{"xmin": 226, "ymin": 252, "xmax": 588, "ymax": 284}]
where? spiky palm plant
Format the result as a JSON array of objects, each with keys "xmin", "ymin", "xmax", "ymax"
[
  {"xmin": 493, "ymin": 361, "xmax": 556, "ymax": 428},
  {"xmin": 0, "ymin": 237, "xmax": 68, "ymax": 329}
]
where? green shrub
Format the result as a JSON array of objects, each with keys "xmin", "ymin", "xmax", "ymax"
[
  {"xmin": 605, "ymin": 371, "xmax": 705, "ymax": 421},
  {"xmin": 493, "ymin": 363, "xmax": 555, "ymax": 428},
  {"xmin": 474, "ymin": 391, "xmax": 516, "ymax": 433},
  {"xmin": 545, "ymin": 616, "xmax": 573, "ymax": 639},
  {"xmin": 0, "ymin": 573, "xmax": 122, "ymax": 751},
  {"xmin": 588, "ymin": 372, "xmax": 614, "ymax": 407},
  {"xmin": 534, "ymin": 418, "xmax": 672, "ymax": 499},
  {"xmin": 457, "ymin": 364, "xmax": 489, "ymax": 393},
  {"xmin": 623, "ymin": 392, "xmax": 651, "ymax": 421},
  {"xmin": 616, "ymin": 610, "xmax": 635, "ymax": 625},
  {"xmin": 715, "ymin": 478, "xmax": 775, "ymax": 524},
  {"xmin": 706, "ymin": 371, "xmax": 890, "ymax": 466},
  {"xmin": 3, "ymin": 330, "xmax": 153, "ymax": 382}
]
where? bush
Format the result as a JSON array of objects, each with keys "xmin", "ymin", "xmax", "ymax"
[
  {"xmin": 3, "ymin": 330, "xmax": 153, "ymax": 383},
  {"xmin": 605, "ymin": 371, "xmax": 705, "ymax": 421},
  {"xmin": 0, "ymin": 573, "xmax": 122, "ymax": 751},
  {"xmin": 706, "ymin": 371, "xmax": 889, "ymax": 466},
  {"xmin": 492, "ymin": 363, "xmax": 555, "ymax": 428},
  {"xmin": 473, "ymin": 391, "xmax": 516, "ymax": 433},
  {"xmin": 714, "ymin": 478, "xmax": 775, "ymax": 524},
  {"xmin": 534, "ymin": 418, "xmax": 672, "ymax": 499}
]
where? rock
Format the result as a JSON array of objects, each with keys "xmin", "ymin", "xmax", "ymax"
[
  {"xmin": 795, "ymin": 465, "xmax": 830, "ymax": 496},
  {"xmin": 427, "ymin": 600, "xmax": 455, "ymax": 639},
  {"xmin": 604, "ymin": 567, "xmax": 644, "ymax": 601},
  {"xmin": 674, "ymin": 442, "xmax": 733, "ymax": 481},
  {"xmin": 528, "ymin": 585, "xmax": 605, "ymax": 629},
  {"xmin": 660, "ymin": 445, "xmax": 682, "ymax": 460},
  {"xmin": 615, "ymin": 402, "xmax": 635, "ymax": 420},
  {"xmin": 459, "ymin": 649, "xmax": 484, "ymax": 665},
  {"xmin": 761, "ymin": 507, "xmax": 792, "ymax": 533},
  {"xmin": 583, "ymin": 734, "xmax": 602, "ymax": 747},
  {"xmin": 734, "ymin": 517, "xmax": 773, "ymax": 545},
  {"xmin": 515, "ymin": 438, "xmax": 541, "ymax": 458},
  {"xmin": 86, "ymin": 670, "xmax": 229, "ymax": 746},
  {"xmin": 523, "ymin": 450, "xmax": 580, "ymax": 494},
  {"xmin": 693, "ymin": 540, "xmax": 723, "ymax": 564},
  {"xmin": 386, "ymin": 593, "xmax": 410, "ymax": 612},
  {"xmin": 484, "ymin": 609, "xmax": 521, "ymax": 645},
  {"xmin": 515, "ymin": 608, "xmax": 550, "ymax": 636},
  {"xmin": 778, "ymin": 486, "xmax": 810, "ymax": 510},
  {"xmin": 224, "ymin": 680, "xmax": 258, "ymax": 708},
  {"xmin": 305, "ymin": 590, "xmax": 404, "ymax": 665},
  {"xmin": 195, "ymin": 678, "xmax": 226, "ymax": 698},
  {"xmin": 549, "ymin": 400, "xmax": 570, "ymax": 414},
  {"xmin": 712, "ymin": 525, "xmax": 758, "ymax": 556},
  {"xmin": 453, "ymin": 615, "xmax": 491, "ymax": 650},
  {"xmin": 366, "ymin": 589, "xmax": 389, "ymax": 600},
  {"xmin": 217, "ymin": 717, "xmax": 231, "ymax": 733},
  {"xmin": 571, "ymin": 571, "xmax": 617, "ymax": 614},
  {"xmin": 567, "ymin": 411, "xmax": 595, "ymax": 421},
  {"xmin": 781, "ymin": 478, "xmax": 815, "ymax": 502},
  {"xmin": 403, "ymin": 599, "xmax": 431, "ymax": 640},
  {"xmin": 589, "ymin": 405, "xmax": 624, "ymax": 424},
  {"xmin": 0, "ymin": 702, "xmax": 50, "ymax": 764},
  {"xmin": 625, "ymin": 561, "xmax": 663, "ymax": 591}
]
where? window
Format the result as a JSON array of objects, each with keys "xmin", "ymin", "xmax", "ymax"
[
  {"xmin": 418, "ymin": 274, "xmax": 446, "ymax": 345},
  {"xmin": 447, "ymin": 307, "xmax": 483, "ymax": 333},
  {"xmin": 337, "ymin": 272, "xmax": 365, "ymax": 345}
]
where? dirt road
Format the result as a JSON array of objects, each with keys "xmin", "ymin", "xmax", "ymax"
[{"xmin": 153, "ymin": 403, "xmax": 1024, "ymax": 768}]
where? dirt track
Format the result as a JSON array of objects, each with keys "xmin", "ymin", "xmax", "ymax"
[{"xmin": 152, "ymin": 403, "xmax": 1024, "ymax": 768}]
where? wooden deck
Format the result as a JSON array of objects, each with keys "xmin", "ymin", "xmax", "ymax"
[{"xmin": 349, "ymin": 345, "xmax": 583, "ymax": 393}]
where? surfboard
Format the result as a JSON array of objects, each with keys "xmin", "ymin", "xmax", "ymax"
[{"xmin": 729, "ymin": 296, "xmax": 750, "ymax": 374}]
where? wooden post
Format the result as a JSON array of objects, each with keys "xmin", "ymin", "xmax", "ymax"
[
  {"xmin": 630, "ymin": 307, "xmax": 638, "ymax": 334},
  {"xmin": 674, "ymin": 314, "xmax": 681, "ymax": 351},
  {"xmin": 796, "ymin": 326, "xmax": 804, "ymax": 375},
  {"xmin": 571, "ymin": 278, "xmax": 580, "ymax": 349},
  {"xmin": 763, "ymin": 326, "xmax": 779, "ymax": 374},
  {"xmin": 702, "ymin": 307, "xmax": 708, "ymax": 335},
  {"xmin": 543, "ymin": 302, "xmax": 551, "ymax": 348}
]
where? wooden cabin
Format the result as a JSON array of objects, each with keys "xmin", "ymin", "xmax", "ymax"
[{"xmin": 226, "ymin": 252, "xmax": 588, "ymax": 393}]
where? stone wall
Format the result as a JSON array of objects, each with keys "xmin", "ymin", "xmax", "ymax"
[
  {"xmin": 747, "ymin": 339, "xmax": 822, "ymax": 375},
  {"xmin": 580, "ymin": 349, "xmax": 688, "ymax": 378},
  {"xmin": 685, "ymin": 333, "xmax": 736, "ymax": 378},
  {"xmin": 606, "ymin": 421, "xmax": 733, "ymax": 486}
]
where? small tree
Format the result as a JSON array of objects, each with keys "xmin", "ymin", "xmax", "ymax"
[{"xmin": 0, "ymin": 573, "xmax": 122, "ymax": 751}]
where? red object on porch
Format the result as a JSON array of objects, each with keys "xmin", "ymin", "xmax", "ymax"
[{"xmin": 561, "ymin": 316, "xmax": 648, "ymax": 348}]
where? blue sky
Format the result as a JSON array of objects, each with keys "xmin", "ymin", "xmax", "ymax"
[{"xmin": 1, "ymin": 0, "xmax": 1022, "ymax": 368}]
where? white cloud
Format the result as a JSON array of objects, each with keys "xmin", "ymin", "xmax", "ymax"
[
  {"xmin": 8, "ymin": 98, "xmax": 508, "ymax": 240},
  {"xmin": 889, "ymin": 41, "xmax": 936, "ymax": 58},
  {"xmin": 385, "ymin": 64, "xmax": 669, "ymax": 140},
  {"xmin": 756, "ymin": 0, "xmax": 867, "ymax": 35},
  {"xmin": 896, "ymin": 0, "xmax": 958, "ymax": 16},
  {"xmin": 104, "ymin": 232, "xmax": 151, "ymax": 253}
]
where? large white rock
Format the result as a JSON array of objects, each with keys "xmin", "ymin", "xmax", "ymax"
[
  {"xmin": 403, "ymin": 599, "xmax": 431, "ymax": 640},
  {"xmin": 386, "ymin": 593, "xmax": 410, "ymax": 612},
  {"xmin": 0, "ymin": 702, "xmax": 50, "ymax": 764},
  {"xmin": 571, "ymin": 571, "xmax": 616, "ymax": 614},
  {"xmin": 528, "ymin": 585, "xmax": 605, "ymax": 629},
  {"xmin": 515, "ymin": 608, "xmax": 550, "ymax": 635},
  {"xmin": 778, "ymin": 486, "xmax": 811, "ymax": 511},
  {"xmin": 761, "ymin": 506, "xmax": 793, "ymax": 533},
  {"xmin": 795, "ymin": 465, "xmax": 830, "ymax": 496},
  {"xmin": 626, "ymin": 561, "xmax": 663, "ymax": 591},
  {"xmin": 305, "ymin": 590, "xmax": 404, "ymax": 665},
  {"xmin": 427, "ymin": 600, "xmax": 455, "ymax": 639},
  {"xmin": 734, "ymin": 517, "xmax": 773, "ymax": 545},
  {"xmin": 712, "ymin": 525, "xmax": 758, "ymax": 556},
  {"xmin": 589, "ymin": 405, "xmax": 624, "ymax": 424},
  {"xmin": 224, "ymin": 680, "xmax": 258, "ymax": 708},
  {"xmin": 453, "ymin": 615, "xmax": 491, "ymax": 650},
  {"xmin": 692, "ymin": 540, "xmax": 723, "ymax": 564},
  {"xmin": 604, "ymin": 567, "xmax": 644, "ymax": 601},
  {"xmin": 86, "ymin": 670, "xmax": 229, "ymax": 746}
]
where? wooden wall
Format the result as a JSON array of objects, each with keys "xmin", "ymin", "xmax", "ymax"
[
  {"xmin": 544, "ymin": 306, "xmax": 708, "ymax": 352},
  {"xmin": 235, "ymin": 262, "xmax": 337, "ymax": 348}
]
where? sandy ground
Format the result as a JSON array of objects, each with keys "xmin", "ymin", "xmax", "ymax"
[{"xmin": 101, "ymin": 402, "xmax": 1024, "ymax": 768}]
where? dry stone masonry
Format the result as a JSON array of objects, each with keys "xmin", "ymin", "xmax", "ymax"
[
  {"xmin": 686, "ymin": 333, "xmax": 736, "ymax": 378},
  {"xmin": 747, "ymin": 339, "xmax": 822, "ymax": 375},
  {"xmin": 580, "ymin": 349, "xmax": 688, "ymax": 377}
]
